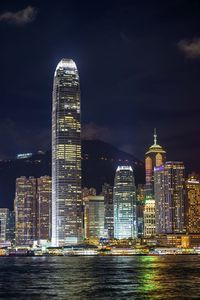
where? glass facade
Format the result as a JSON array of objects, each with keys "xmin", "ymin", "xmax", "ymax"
[
  {"xmin": 14, "ymin": 177, "xmax": 37, "ymax": 245},
  {"xmin": 52, "ymin": 59, "xmax": 82, "ymax": 246},
  {"xmin": 0, "ymin": 208, "xmax": 9, "ymax": 243},
  {"xmin": 113, "ymin": 166, "xmax": 137, "ymax": 239},
  {"xmin": 143, "ymin": 198, "xmax": 156, "ymax": 237},
  {"xmin": 37, "ymin": 176, "xmax": 52, "ymax": 242},
  {"xmin": 154, "ymin": 162, "xmax": 185, "ymax": 234},
  {"xmin": 84, "ymin": 196, "xmax": 105, "ymax": 239},
  {"xmin": 102, "ymin": 183, "xmax": 114, "ymax": 239}
]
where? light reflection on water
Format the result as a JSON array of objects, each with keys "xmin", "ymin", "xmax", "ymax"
[{"xmin": 0, "ymin": 256, "xmax": 199, "ymax": 299}]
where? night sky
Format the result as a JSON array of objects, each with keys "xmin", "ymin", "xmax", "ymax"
[{"xmin": 0, "ymin": 0, "xmax": 200, "ymax": 171}]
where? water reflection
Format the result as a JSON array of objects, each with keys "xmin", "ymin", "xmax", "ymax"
[{"xmin": 0, "ymin": 256, "xmax": 199, "ymax": 299}]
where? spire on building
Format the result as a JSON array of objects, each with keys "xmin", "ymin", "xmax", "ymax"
[{"xmin": 154, "ymin": 128, "xmax": 157, "ymax": 145}]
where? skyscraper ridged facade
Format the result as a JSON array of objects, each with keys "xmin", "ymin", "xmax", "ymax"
[
  {"xmin": 154, "ymin": 162, "xmax": 185, "ymax": 234},
  {"xmin": 52, "ymin": 59, "xmax": 82, "ymax": 246},
  {"xmin": 113, "ymin": 166, "xmax": 137, "ymax": 239}
]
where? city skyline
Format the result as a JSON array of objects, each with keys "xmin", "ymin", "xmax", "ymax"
[{"xmin": 0, "ymin": 1, "xmax": 200, "ymax": 173}]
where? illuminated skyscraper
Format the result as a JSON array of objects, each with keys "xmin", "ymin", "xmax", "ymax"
[
  {"xmin": 84, "ymin": 196, "xmax": 105, "ymax": 239},
  {"xmin": 0, "ymin": 209, "xmax": 9, "ymax": 243},
  {"xmin": 186, "ymin": 173, "xmax": 200, "ymax": 233},
  {"xmin": 154, "ymin": 162, "xmax": 185, "ymax": 234},
  {"xmin": 145, "ymin": 129, "xmax": 166, "ymax": 196},
  {"xmin": 143, "ymin": 197, "xmax": 156, "ymax": 237},
  {"xmin": 37, "ymin": 176, "xmax": 52, "ymax": 242},
  {"xmin": 52, "ymin": 59, "xmax": 82, "ymax": 246},
  {"xmin": 113, "ymin": 166, "xmax": 137, "ymax": 239},
  {"xmin": 102, "ymin": 183, "xmax": 114, "ymax": 239},
  {"xmin": 136, "ymin": 184, "xmax": 145, "ymax": 237},
  {"xmin": 15, "ymin": 177, "xmax": 37, "ymax": 245}
]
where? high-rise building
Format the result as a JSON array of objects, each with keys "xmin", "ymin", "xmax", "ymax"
[
  {"xmin": 143, "ymin": 197, "xmax": 156, "ymax": 237},
  {"xmin": 145, "ymin": 129, "xmax": 166, "ymax": 196},
  {"xmin": 113, "ymin": 166, "xmax": 137, "ymax": 239},
  {"xmin": 15, "ymin": 177, "xmax": 37, "ymax": 245},
  {"xmin": 136, "ymin": 184, "xmax": 145, "ymax": 237},
  {"xmin": 154, "ymin": 162, "xmax": 185, "ymax": 234},
  {"xmin": 37, "ymin": 176, "xmax": 52, "ymax": 242},
  {"xmin": 102, "ymin": 183, "xmax": 114, "ymax": 239},
  {"xmin": 0, "ymin": 208, "xmax": 9, "ymax": 243},
  {"xmin": 52, "ymin": 59, "xmax": 82, "ymax": 246},
  {"xmin": 6, "ymin": 211, "xmax": 15, "ymax": 244},
  {"xmin": 186, "ymin": 173, "xmax": 200, "ymax": 233},
  {"xmin": 84, "ymin": 196, "xmax": 105, "ymax": 239}
]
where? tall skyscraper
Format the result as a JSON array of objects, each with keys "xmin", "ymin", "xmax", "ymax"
[
  {"xmin": 102, "ymin": 183, "xmax": 114, "ymax": 239},
  {"xmin": 136, "ymin": 184, "xmax": 145, "ymax": 237},
  {"xmin": 154, "ymin": 162, "xmax": 185, "ymax": 234},
  {"xmin": 14, "ymin": 176, "xmax": 52, "ymax": 246},
  {"xmin": 52, "ymin": 59, "xmax": 82, "ymax": 246},
  {"xmin": 15, "ymin": 177, "xmax": 37, "ymax": 245},
  {"xmin": 145, "ymin": 129, "xmax": 166, "ymax": 196},
  {"xmin": 113, "ymin": 166, "xmax": 137, "ymax": 239},
  {"xmin": 0, "ymin": 208, "xmax": 9, "ymax": 243},
  {"xmin": 37, "ymin": 176, "xmax": 52, "ymax": 242},
  {"xmin": 186, "ymin": 173, "xmax": 200, "ymax": 233}
]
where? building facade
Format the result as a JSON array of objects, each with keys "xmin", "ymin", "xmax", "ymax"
[
  {"xmin": 145, "ymin": 129, "xmax": 166, "ymax": 196},
  {"xmin": 154, "ymin": 162, "xmax": 185, "ymax": 234},
  {"xmin": 15, "ymin": 176, "xmax": 52, "ymax": 246},
  {"xmin": 37, "ymin": 176, "xmax": 52, "ymax": 242},
  {"xmin": 84, "ymin": 196, "xmax": 105, "ymax": 239},
  {"xmin": 102, "ymin": 183, "xmax": 114, "ymax": 239},
  {"xmin": 52, "ymin": 59, "xmax": 82, "ymax": 246},
  {"xmin": 137, "ymin": 184, "xmax": 145, "ymax": 237},
  {"xmin": 15, "ymin": 177, "xmax": 37, "ymax": 245},
  {"xmin": 186, "ymin": 173, "xmax": 200, "ymax": 233},
  {"xmin": 143, "ymin": 197, "xmax": 156, "ymax": 237},
  {"xmin": 0, "ymin": 208, "xmax": 9, "ymax": 243},
  {"xmin": 113, "ymin": 166, "xmax": 137, "ymax": 239}
]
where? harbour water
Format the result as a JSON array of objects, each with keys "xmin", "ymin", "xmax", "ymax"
[{"xmin": 0, "ymin": 256, "xmax": 199, "ymax": 299}]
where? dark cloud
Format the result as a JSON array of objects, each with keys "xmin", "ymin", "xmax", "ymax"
[
  {"xmin": 178, "ymin": 38, "xmax": 200, "ymax": 59},
  {"xmin": 0, "ymin": 6, "xmax": 37, "ymax": 25},
  {"xmin": 82, "ymin": 122, "xmax": 112, "ymax": 141}
]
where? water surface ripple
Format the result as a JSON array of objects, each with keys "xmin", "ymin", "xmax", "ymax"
[{"xmin": 0, "ymin": 256, "xmax": 200, "ymax": 299}]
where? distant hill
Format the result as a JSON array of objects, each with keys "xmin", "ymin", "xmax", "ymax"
[{"xmin": 0, "ymin": 139, "xmax": 144, "ymax": 209}]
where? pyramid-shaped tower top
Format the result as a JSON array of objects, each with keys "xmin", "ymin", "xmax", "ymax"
[{"xmin": 145, "ymin": 128, "xmax": 166, "ymax": 155}]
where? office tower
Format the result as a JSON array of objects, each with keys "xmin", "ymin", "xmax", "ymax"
[
  {"xmin": 143, "ymin": 197, "xmax": 156, "ymax": 237},
  {"xmin": 15, "ymin": 177, "xmax": 37, "ymax": 245},
  {"xmin": 37, "ymin": 176, "xmax": 52, "ymax": 242},
  {"xmin": 145, "ymin": 129, "xmax": 166, "ymax": 196},
  {"xmin": 154, "ymin": 162, "xmax": 185, "ymax": 234},
  {"xmin": 186, "ymin": 173, "xmax": 200, "ymax": 233},
  {"xmin": 0, "ymin": 208, "xmax": 9, "ymax": 243},
  {"xmin": 113, "ymin": 166, "xmax": 137, "ymax": 239},
  {"xmin": 84, "ymin": 196, "xmax": 105, "ymax": 239},
  {"xmin": 137, "ymin": 184, "xmax": 145, "ymax": 237},
  {"xmin": 6, "ymin": 211, "xmax": 15, "ymax": 244},
  {"xmin": 102, "ymin": 183, "xmax": 114, "ymax": 239},
  {"xmin": 82, "ymin": 187, "xmax": 96, "ymax": 198},
  {"xmin": 52, "ymin": 59, "xmax": 82, "ymax": 246}
]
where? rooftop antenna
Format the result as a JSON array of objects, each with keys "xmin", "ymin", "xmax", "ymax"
[{"xmin": 154, "ymin": 128, "xmax": 157, "ymax": 145}]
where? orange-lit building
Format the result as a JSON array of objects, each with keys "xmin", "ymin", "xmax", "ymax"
[
  {"xmin": 186, "ymin": 173, "xmax": 200, "ymax": 233},
  {"xmin": 145, "ymin": 129, "xmax": 166, "ymax": 196}
]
